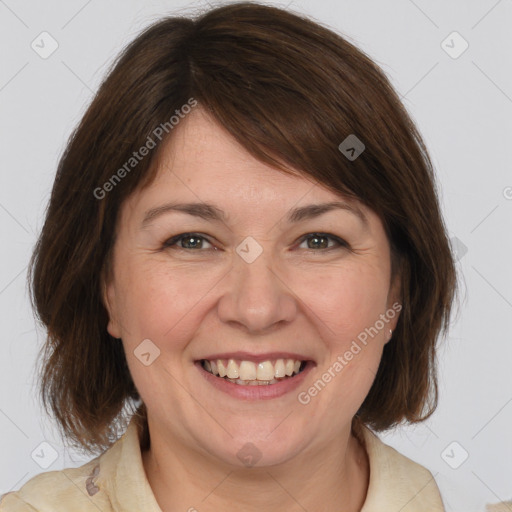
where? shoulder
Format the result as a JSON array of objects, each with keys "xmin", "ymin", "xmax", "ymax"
[
  {"xmin": 357, "ymin": 425, "xmax": 445, "ymax": 512},
  {"xmin": 0, "ymin": 418, "xmax": 151, "ymax": 512},
  {"xmin": 0, "ymin": 458, "xmax": 111, "ymax": 512}
]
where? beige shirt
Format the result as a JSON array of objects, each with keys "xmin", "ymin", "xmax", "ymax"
[{"xmin": 0, "ymin": 417, "xmax": 445, "ymax": 511}]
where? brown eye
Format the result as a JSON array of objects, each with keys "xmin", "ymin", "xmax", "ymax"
[
  {"xmin": 298, "ymin": 233, "xmax": 347, "ymax": 250},
  {"xmin": 163, "ymin": 233, "xmax": 214, "ymax": 250}
]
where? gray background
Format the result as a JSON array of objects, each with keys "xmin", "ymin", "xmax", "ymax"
[{"xmin": 1, "ymin": 0, "xmax": 511, "ymax": 510}]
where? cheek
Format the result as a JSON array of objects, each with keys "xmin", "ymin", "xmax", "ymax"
[
  {"xmin": 294, "ymin": 261, "xmax": 390, "ymax": 406},
  {"xmin": 113, "ymin": 256, "xmax": 221, "ymax": 343},
  {"xmin": 295, "ymin": 261, "xmax": 390, "ymax": 336}
]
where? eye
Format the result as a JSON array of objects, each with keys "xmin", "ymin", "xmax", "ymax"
[
  {"xmin": 297, "ymin": 233, "xmax": 348, "ymax": 251},
  {"xmin": 161, "ymin": 232, "xmax": 348, "ymax": 252},
  {"xmin": 162, "ymin": 233, "xmax": 215, "ymax": 251}
]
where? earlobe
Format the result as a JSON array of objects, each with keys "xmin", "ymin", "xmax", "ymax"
[
  {"xmin": 384, "ymin": 301, "xmax": 401, "ymax": 343},
  {"xmin": 386, "ymin": 267, "xmax": 402, "ymax": 337},
  {"xmin": 107, "ymin": 317, "xmax": 121, "ymax": 339},
  {"xmin": 102, "ymin": 279, "xmax": 122, "ymax": 339}
]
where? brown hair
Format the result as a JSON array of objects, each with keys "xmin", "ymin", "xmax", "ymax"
[{"xmin": 30, "ymin": 1, "xmax": 457, "ymax": 455}]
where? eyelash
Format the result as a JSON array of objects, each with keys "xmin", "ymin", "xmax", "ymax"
[{"xmin": 162, "ymin": 232, "xmax": 349, "ymax": 252}]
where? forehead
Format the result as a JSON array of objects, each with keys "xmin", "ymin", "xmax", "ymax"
[
  {"xmin": 120, "ymin": 106, "xmax": 380, "ymax": 233},
  {"xmin": 155, "ymin": 107, "xmax": 313, "ymax": 196},
  {"xmin": 144, "ymin": 107, "xmax": 356, "ymax": 205}
]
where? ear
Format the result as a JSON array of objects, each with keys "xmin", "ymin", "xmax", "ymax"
[
  {"xmin": 385, "ymin": 268, "xmax": 402, "ymax": 341},
  {"xmin": 101, "ymin": 268, "xmax": 122, "ymax": 339}
]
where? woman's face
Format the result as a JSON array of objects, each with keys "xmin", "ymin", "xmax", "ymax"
[{"xmin": 104, "ymin": 107, "xmax": 401, "ymax": 467}]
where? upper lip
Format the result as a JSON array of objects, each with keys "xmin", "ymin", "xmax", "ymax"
[{"xmin": 196, "ymin": 351, "xmax": 314, "ymax": 363}]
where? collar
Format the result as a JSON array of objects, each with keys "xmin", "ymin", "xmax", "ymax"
[{"xmin": 97, "ymin": 416, "xmax": 444, "ymax": 511}]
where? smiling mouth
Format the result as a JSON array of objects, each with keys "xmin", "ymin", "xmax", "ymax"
[{"xmin": 200, "ymin": 358, "xmax": 308, "ymax": 386}]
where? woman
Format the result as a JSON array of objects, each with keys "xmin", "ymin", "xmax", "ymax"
[{"xmin": 1, "ymin": 2, "xmax": 457, "ymax": 511}]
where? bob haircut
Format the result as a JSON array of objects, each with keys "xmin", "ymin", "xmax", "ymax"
[{"xmin": 30, "ymin": 1, "xmax": 457, "ymax": 455}]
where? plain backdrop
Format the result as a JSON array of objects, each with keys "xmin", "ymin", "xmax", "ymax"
[{"xmin": 0, "ymin": 1, "xmax": 511, "ymax": 510}]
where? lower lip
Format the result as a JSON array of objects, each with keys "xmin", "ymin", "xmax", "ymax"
[{"xmin": 195, "ymin": 361, "xmax": 314, "ymax": 400}]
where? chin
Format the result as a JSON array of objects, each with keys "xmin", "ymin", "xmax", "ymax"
[{"xmin": 198, "ymin": 424, "xmax": 311, "ymax": 469}]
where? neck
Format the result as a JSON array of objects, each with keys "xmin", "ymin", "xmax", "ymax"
[{"xmin": 141, "ymin": 420, "xmax": 369, "ymax": 512}]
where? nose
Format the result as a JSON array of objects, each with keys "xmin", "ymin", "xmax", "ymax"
[{"xmin": 216, "ymin": 246, "xmax": 298, "ymax": 335}]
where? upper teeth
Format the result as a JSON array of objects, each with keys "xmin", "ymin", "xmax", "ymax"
[{"xmin": 203, "ymin": 359, "xmax": 303, "ymax": 380}]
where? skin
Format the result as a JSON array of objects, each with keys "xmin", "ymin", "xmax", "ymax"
[{"xmin": 104, "ymin": 106, "xmax": 401, "ymax": 512}]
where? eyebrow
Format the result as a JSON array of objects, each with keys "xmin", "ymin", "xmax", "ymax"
[{"xmin": 141, "ymin": 200, "xmax": 368, "ymax": 228}]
